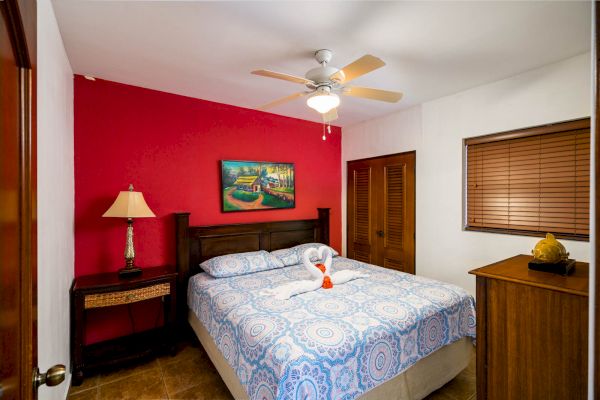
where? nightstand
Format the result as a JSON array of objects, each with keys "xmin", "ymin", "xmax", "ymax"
[{"xmin": 70, "ymin": 267, "xmax": 177, "ymax": 385}]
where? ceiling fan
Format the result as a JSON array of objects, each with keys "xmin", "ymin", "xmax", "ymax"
[{"xmin": 252, "ymin": 49, "xmax": 403, "ymax": 123}]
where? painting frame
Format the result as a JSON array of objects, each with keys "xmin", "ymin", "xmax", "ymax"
[{"xmin": 220, "ymin": 160, "xmax": 296, "ymax": 212}]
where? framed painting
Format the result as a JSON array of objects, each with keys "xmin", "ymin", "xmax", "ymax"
[{"xmin": 221, "ymin": 160, "xmax": 295, "ymax": 212}]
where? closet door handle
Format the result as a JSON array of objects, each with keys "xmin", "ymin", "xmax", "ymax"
[{"xmin": 376, "ymin": 230, "xmax": 385, "ymax": 237}]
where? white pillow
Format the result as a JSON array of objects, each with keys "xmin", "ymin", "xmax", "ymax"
[
  {"xmin": 199, "ymin": 250, "xmax": 284, "ymax": 278},
  {"xmin": 271, "ymin": 243, "xmax": 339, "ymax": 266}
]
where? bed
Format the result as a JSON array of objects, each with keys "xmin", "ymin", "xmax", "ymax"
[{"xmin": 174, "ymin": 209, "xmax": 475, "ymax": 400}]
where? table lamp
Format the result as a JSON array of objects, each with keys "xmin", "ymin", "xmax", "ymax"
[{"xmin": 103, "ymin": 184, "xmax": 156, "ymax": 278}]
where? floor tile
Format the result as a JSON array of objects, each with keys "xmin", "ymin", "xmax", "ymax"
[
  {"xmin": 162, "ymin": 354, "xmax": 211, "ymax": 396},
  {"xmin": 68, "ymin": 387, "xmax": 98, "ymax": 400},
  {"xmin": 97, "ymin": 358, "xmax": 160, "ymax": 386},
  {"xmin": 169, "ymin": 377, "xmax": 233, "ymax": 400},
  {"xmin": 97, "ymin": 368, "xmax": 167, "ymax": 400},
  {"xmin": 69, "ymin": 375, "xmax": 100, "ymax": 395},
  {"xmin": 158, "ymin": 342, "xmax": 204, "ymax": 369}
]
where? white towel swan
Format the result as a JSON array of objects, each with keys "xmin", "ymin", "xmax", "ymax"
[{"xmin": 260, "ymin": 246, "xmax": 368, "ymax": 300}]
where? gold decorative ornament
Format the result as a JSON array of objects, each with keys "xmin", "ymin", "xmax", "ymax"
[{"xmin": 531, "ymin": 233, "xmax": 569, "ymax": 264}]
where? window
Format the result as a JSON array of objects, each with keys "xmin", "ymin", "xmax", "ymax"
[{"xmin": 464, "ymin": 118, "xmax": 590, "ymax": 241}]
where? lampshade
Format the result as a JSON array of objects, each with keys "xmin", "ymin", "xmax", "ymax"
[
  {"xmin": 102, "ymin": 185, "xmax": 155, "ymax": 218},
  {"xmin": 306, "ymin": 92, "xmax": 340, "ymax": 114}
]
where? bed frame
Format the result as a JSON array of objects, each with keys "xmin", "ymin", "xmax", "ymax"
[
  {"xmin": 173, "ymin": 208, "xmax": 330, "ymax": 320},
  {"xmin": 172, "ymin": 208, "xmax": 473, "ymax": 399}
]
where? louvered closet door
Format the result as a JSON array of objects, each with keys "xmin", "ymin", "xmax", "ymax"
[
  {"xmin": 347, "ymin": 161, "xmax": 374, "ymax": 263},
  {"xmin": 347, "ymin": 152, "xmax": 415, "ymax": 273},
  {"xmin": 376, "ymin": 154, "xmax": 415, "ymax": 273}
]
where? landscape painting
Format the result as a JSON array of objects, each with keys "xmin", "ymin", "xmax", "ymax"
[{"xmin": 221, "ymin": 160, "xmax": 295, "ymax": 212}]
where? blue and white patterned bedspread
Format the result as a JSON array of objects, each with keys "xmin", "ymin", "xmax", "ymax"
[{"xmin": 188, "ymin": 256, "xmax": 476, "ymax": 400}]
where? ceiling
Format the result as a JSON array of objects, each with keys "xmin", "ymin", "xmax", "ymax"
[{"xmin": 52, "ymin": 1, "xmax": 591, "ymax": 127}]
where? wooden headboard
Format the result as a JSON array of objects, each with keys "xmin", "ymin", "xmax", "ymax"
[{"xmin": 173, "ymin": 208, "xmax": 330, "ymax": 319}]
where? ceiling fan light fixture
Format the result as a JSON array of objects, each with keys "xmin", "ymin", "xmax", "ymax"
[{"xmin": 306, "ymin": 91, "xmax": 340, "ymax": 114}]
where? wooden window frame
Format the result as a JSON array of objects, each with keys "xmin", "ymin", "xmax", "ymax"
[{"xmin": 463, "ymin": 117, "xmax": 590, "ymax": 242}]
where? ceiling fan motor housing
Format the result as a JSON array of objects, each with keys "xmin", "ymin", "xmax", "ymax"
[
  {"xmin": 305, "ymin": 65, "xmax": 342, "ymax": 86},
  {"xmin": 304, "ymin": 49, "xmax": 345, "ymax": 88}
]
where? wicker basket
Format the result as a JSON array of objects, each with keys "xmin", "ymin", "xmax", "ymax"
[{"xmin": 84, "ymin": 283, "xmax": 170, "ymax": 309}]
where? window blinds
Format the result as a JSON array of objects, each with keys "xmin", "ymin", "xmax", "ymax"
[{"xmin": 465, "ymin": 119, "xmax": 590, "ymax": 240}]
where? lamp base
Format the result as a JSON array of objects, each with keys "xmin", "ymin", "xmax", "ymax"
[{"xmin": 118, "ymin": 266, "xmax": 142, "ymax": 278}]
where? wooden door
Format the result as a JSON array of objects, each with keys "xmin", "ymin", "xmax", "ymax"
[
  {"xmin": 377, "ymin": 154, "xmax": 415, "ymax": 273},
  {"xmin": 347, "ymin": 152, "xmax": 415, "ymax": 273},
  {"xmin": 0, "ymin": 0, "xmax": 37, "ymax": 398},
  {"xmin": 347, "ymin": 159, "xmax": 374, "ymax": 263}
]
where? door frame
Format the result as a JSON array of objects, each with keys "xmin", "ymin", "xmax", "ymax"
[
  {"xmin": 594, "ymin": 2, "xmax": 599, "ymax": 397},
  {"xmin": 0, "ymin": 0, "xmax": 37, "ymax": 398},
  {"xmin": 346, "ymin": 151, "xmax": 416, "ymax": 273},
  {"xmin": 347, "ymin": 151, "xmax": 416, "ymax": 164}
]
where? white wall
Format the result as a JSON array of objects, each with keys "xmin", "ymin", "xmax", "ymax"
[
  {"xmin": 37, "ymin": 1, "xmax": 74, "ymax": 399},
  {"xmin": 342, "ymin": 53, "xmax": 591, "ymax": 294},
  {"xmin": 341, "ymin": 105, "xmax": 423, "ymax": 256}
]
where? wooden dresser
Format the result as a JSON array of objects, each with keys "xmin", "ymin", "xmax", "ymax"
[{"xmin": 469, "ymin": 255, "xmax": 588, "ymax": 400}]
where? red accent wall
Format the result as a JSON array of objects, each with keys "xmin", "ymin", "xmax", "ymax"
[{"xmin": 74, "ymin": 76, "xmax": 341, "ymax": 343}]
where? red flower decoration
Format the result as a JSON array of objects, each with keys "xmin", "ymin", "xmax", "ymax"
[
  {"xmin": 315, "ymin": 263, "xmax": 326, "ymax": 274},
  {"xmin": 322, "ymin": 276, "xmax": 333, "ymax": 289}
]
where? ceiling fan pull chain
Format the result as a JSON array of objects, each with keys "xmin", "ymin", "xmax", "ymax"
[{"xmin": 322, "ymin": 122, "xmax": 326, "ymax": 141}]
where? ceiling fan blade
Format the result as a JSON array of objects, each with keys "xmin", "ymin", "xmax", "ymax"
[
  {"xmin": 322, "ymin": 108, "xmax": 338, "ymax": 123},
  {"xmin": 343, "ymin": 86, "xmax": 403, "ymax": 103},
  {"xmin": 252, "ymin": 69, "xmax": 314, "ymax": 85},
  {"xmin": 330, "ymin": 55, "xmax": 385, "ymax": 83},
  {"xmin": 257, "ymin": 92, "xmax": 308, "ymax": 111}
]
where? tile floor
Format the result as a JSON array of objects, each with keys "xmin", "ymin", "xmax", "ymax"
[{"xmin": 68, "ymin": 340, "xmax": 475, "ymax": 400}]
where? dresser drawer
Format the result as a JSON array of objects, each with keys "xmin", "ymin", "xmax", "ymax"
[{"xmin": 84, "ymin": 282, "xmax": 170, "ymax": 309}]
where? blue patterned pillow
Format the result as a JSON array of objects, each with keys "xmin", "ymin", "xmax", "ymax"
[
  {"xmin": 199, "ymin": 250, "xmax": 284, "ymax": 278},
  {"xmin": 271, "ymin": 243, "xmax": 339, "ymax": 266}
]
